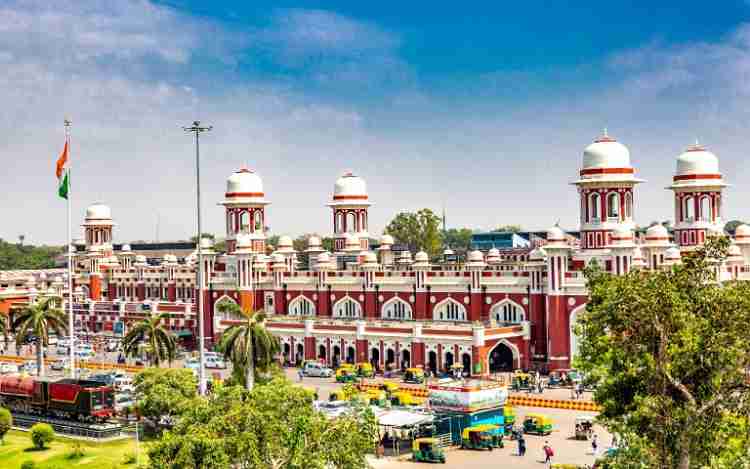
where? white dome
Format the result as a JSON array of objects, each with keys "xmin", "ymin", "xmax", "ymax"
[
  {"xmin": 226, "ymin": 168, "xmax": 264, "ymax": 196},
  {"xmin": 468, "ymin": 250, "xmax": 484, "ymax": 262},
  {"xmin": 728, "ymin": 244, "xmax": 742, "ymax": 257},
  {"xmin": 278, "ymin": 235, "xmax": 293, "ymax": 247},
  {"xmin": 135, "ymin": 255, "xmax": 147, "ymax": 263},
  {"xmin": 646, "ymin": 224, "xmax": 669, "ymax": 239},
  {"xmin": 380, "ymin": 234, "xmax": 394, "ymax": 245},
  {"xmin": 345, "ymin": 233, "xmax": 359, "ymax": 247},
  {"xmin": 316, "ymin": 252, "xmax": 331, "ymax": 264},
  {"xmin": 200, "ymin": 237, "xmax": 214, "ymax": 249},
  {"xmin": 121, "ymin": 244, "xmax": 131, "ymax": 252},
  {"xmin": 443, "ymin": 248, "xmax": 455, "ymax": 256},
  {"xmin": 85, "ymin": 203, "xmax": 112, "ymax": 220},
  {"xmin": 487, "ymin": 248, "xmax": 500, "ymax": 256},
  {"xmin": 582, "ymin": 134, "xmax": 631, "ymax": 170},
  {"xmin": 735, "ymin": 224, "xmax": 750, "ymax": 238},
  {"xmin": 676, "ymin": 144, "xmax": 719, "ymax": 177},
  {"xmin": 307, "ymin": 236, "xmax": 321, "ymax": 247},
  {"xmin": 363, "ymin": 252, "xmax": 378, "ymax": 263},
  {"xmin": 333, "ymin": 172, "xmax": 368, "ymax": 200},
  {"xmin": 529, "ymin": 246, "xmax": 547, "ymax": 260},
  {"xmin": 665, "ymin": 247, "xmax": 681, "ymax": 260},
  {"xmin": 399, "ymin": 251, "xmax": 412, "ymax": 261},
  {"xmin": 546, "ymin": 226, "xmax": 566, "ymax": 242},
  {"xmin": 271, "ymin": 253, "xmax": 285, "ymax": 263},
  {"xmin": 414, "ymin": 251, "xmax": 429, "ymax": 262}
]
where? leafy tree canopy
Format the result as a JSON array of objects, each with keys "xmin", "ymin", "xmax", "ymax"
[
  {"xmin": 134, "ymin": 368, "xmax": 197, "ymax": 427},
  {"xmin": 443, "ymin": 228, "xmax": 474, "ymax": 252},
  {"xmin": 148, "ymin": 378, "xmax": 378, "ymax": 469},
  {"xmin": 493, "ymin": 224, "xmax": 522, "ymax": 233},
  {"xmin": 0, "ymin": 239, "xmax": 61, "ymax": 270},
  {"xmin": 385, "ymin": 209, "xmax": 442, "ymax": 258},
  {"xmin": 577, "ymin": 236, "xmax": 750, "ymax": 469}
]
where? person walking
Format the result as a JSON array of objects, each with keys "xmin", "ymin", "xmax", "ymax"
[
  {"xmin": 591, "ymin": 433, "xmax": 599, "ymax": 457},
  {"xmin": 298, "ymin": 368, "xmax": 304, "ymax": 382},
  {"xmin": 518, "ymin": 435, "xmax": 526, "ymax": 456},
  {"xmin": 542, "ymin": 441, "xmax": 553, "ymax": 467}
]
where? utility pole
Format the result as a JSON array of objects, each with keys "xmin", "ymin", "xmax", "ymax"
[{"xmin": 183, "ymin": 121, "xmax": 212, "ymax": 396}]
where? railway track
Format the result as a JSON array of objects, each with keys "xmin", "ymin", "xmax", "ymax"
[{"xmin": 11, "ymin": 412, "xmax": 127, "ymax": 439}]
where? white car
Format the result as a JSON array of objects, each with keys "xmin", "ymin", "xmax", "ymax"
[
  {"xmin": 113, "ymin": 376, "xmax": 134, "ymax": 393},
  {"xmin": 114, "ymin": 392, "xmax": 136, "ymax": 413},
  {"xmin": 302, "ymin": 361, "xmax": 333, "ymax": 378},
  {"xmin": 0, "ymin": 363, "xmax": 19, "ymax": 374},
  {"xmin": 205, "ymin": 356, "xmax": 227, "ymax": 370}
]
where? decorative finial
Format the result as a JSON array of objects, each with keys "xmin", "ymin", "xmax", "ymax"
[{"xmin": 603, "ymin": 127, "xmax": 608, "ymax": 137}]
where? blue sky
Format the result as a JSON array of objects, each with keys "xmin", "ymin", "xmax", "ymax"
[{"xmin": 3, "ymin": 0, "xmax": 750, "ymax": 244}]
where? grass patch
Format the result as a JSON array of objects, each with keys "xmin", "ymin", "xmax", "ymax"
[{"xmin": 0, "ymin": 430, "xmax": 144, "ymax": 469}]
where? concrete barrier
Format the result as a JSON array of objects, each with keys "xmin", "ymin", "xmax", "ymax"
[{"xmin": 507, "ymin": 395, "xmax": 601, "ymax": 412}]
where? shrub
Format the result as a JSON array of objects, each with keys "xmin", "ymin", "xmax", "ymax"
[
  {"xmin": 122, "ymin": 451, "xmax": 137, "ymax": 464},
  {"xmin": 20, "ymin": 461, "xmax": 36, "ymax": 469},
  {"xmin": 67, "ymin": 441, "xmax": 85, "ymax": 459},
  {"xmin": 0, "ymin": 407, "xmax": 12, "ymax": 444},
  {"xmin": 30, "ymin": 423, "xmax": 54, "ymax": 449}
]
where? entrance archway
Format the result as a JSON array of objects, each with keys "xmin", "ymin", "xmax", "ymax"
[
  {"xmin": 401, "ymin": 349, "xmax": 410, "ymax": 370},
  {"xmin": 461, "ymin": 353, "xmax": 471, "ymax": 374},
  {"xmin": 332, "ymin": 345, "xmax": 341, "ymax": 368},
  {"xmin": 445, "ymin": 352, "xmax": 454, "ymax": 371},
  {"xmin": 428, "ymin": 351, "xmax": 437, "ymax": 375},
  {"xmin": 370, "ymin": 347, "xmax": 380, "ymax": 370},
  {"xmin": 318, "ymin": 345, "xmax": 327, "ymax": 362},
  {"xmin": 283, "ymin": 343, "xmax": 291, "ymax": 364},
  {"xmin": 296, "ymin": 343, "xmax": 304, "ymax": 365},
  {"xmin": 570, "ymin": 305, "xmax": 586, "ymax": 363},
  {"xmin": 386, "ymin": 348, "xmax": 395, "ymax": 368},
  {"xmin": 346, "ymin": 346, "xmax": 355, "ymax": 364},
  {"xmin": 488, "ymin": 341, "xmax": 516, "ymax": 373}
]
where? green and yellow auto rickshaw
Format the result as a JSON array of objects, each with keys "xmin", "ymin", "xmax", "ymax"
[
  {"xmin": 356, "ymin": 362, "xmax": 374, "ymax": 378},
  {"xmin": 503, "ymin": 406, "xmax": 516, "ymax": 432},
  {"xmin": 461, "ymin": 426, "xmax": 494, "ymax": 450},
  {"xmin": 404, "ymin": 367, "xmax": 425, "ymax": 384},
  {"xmin": 412, "ymin": 437, "xmax": 446, "ymax": 463},
  {"xmin": 365, "ymin": 389, "xmax": 388, "ymax": 406},
  {"xmin": 473, "ymin": 424, "xmax": 504, "ymax": 448},
  {"xmin": 523, "ymin": 413, "xmax": 553, "ymax": 436},
  {"xmin": 335, "ymin": 368, "xmax": 357, "ymax": 383},
  {"xmin": 381, "ymin": 381, "xmax": 400, "ymax": 395},
  {"xmin": 512, "ymin": 371, "xmax": 531, "ymax": 391},
  {"xmin": 329, "ymin": 389, "xmax": 348, "ymax": 402}
]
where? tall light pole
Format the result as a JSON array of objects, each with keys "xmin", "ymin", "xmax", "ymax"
[{"xmin": 183, "ymin": 121, "xmax": 212, "ymax": 396}]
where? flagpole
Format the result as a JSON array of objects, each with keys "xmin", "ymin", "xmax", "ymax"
[{"xmin": 65, "ymin": 118, "xmax": 76, "ymax": 380}]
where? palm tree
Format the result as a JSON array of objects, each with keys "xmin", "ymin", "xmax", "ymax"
[
  {"xmin": 217, "ymin": 302, "xmax": 279, "ymax": 390},
  {"xmin": 11, "ymin": 297, "xmax": 68, "ymax": 376},
  {"xmin": 121, "ymin": 313, "xmax": 176, "ymax": 367}
]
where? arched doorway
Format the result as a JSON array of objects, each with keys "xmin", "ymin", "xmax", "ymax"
[
  {"xmin": 295, "ymin": 343, "xmax": 304, "ymax": 365},
  {"xmin": 570, "ymin": 305, "xmax": 586, "ymax": 363},
  {"xmin": 332, "ymin": 345, "xmax": 341, "ymax": 368},
  {"xmin": 445, "ymin": 352, "xmax": 454, "ymax": 371},
  {"xmin": 428, "ymin": 351, "xmax": 437, "ymax": 375},
  {"xmin": 386, "ymin": 349, "xmax": 395, "ymax": 368},
  {"xmin": 488, "ymin": 341, "xmax": 516, "ymax": 373},
  {"xmin": 401, "ymin": 349, "xmax": 410, "ymax": 370},
  {"xmin": 461, "ymin": 353, "xmax": 471, "ymax": 374},
  {"xmin": 318, "ymin": 345, "xmax": 327, "ymax": 362},
  {"xmin": 283, "ymin": 343, "xmax": 291, "ymax": 365},
  {"xmin": 346, "ymin": 346, "xmax": 355, "ymax": 364},
  {"xmin": 370, "ymin": 347, "xmax": 380, "ymax": 370}
]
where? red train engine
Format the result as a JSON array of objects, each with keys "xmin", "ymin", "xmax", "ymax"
[{"xmin": 0, "ymin": 375, "xmax": 115, "ymax": 422}]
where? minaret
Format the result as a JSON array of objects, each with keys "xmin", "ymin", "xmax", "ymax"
[
  {"xmin": 328, "ymin": 172, "xmax": 371, "ymax": 252},
  {"xmin": 573, "ymin": 131, "xmax": 643, "ymax": 250},
  {"xmin": 219, "ymin": 168, "xmax": 269, "ymax": 254},
  {"xmin": 668, "ymin": 142, "xmax": 727, "ymax": 250}
]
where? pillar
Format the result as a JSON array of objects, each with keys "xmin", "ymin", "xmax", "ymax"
[
  {"xmin": 355, "ymin": 320, "xmax": 368, "ymax": 363},
  {"xmin": 90, "ymin": 275, "xmax": 102, "ymax": 301}
]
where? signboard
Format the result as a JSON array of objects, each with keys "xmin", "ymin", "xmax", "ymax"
[{"xmin": 428, "ymin": 383, "xmax": 508, "ymax": 412}]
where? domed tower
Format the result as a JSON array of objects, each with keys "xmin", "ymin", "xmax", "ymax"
[
  {"xmin": 328, "ymin": 172, "xmax": 371, "ymax": 252},
  {"xmin": 82, "ymin": 203, "xmax": 115, "ymax": 254},
  {"xmin": 219, "ymin": 168, "xmax": 270, "ymax": 254},
  {"xmin": 668, "ymin": 143, "xmax": 727, "ymax": 250},
  {"xmin": 574, "ymin": 131, "xmax": 643, "ymax": 250}
]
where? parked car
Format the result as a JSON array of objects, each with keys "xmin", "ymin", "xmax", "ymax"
[
  {"xmin": 205, "ymin": 356, "xmax": 227, "ymax": 370},
  {"xmin": 302, "ymin": 361, "xmax": 333, "ymax": 378},
  {"xmin": 22, "ymin": 361, "xmax": 38, "ymax": 374},
  {"xmin": 50, "ymin": 359, "xmax": 66, "ymax": 371},
  {"xmin": 114, "ymin": 392, "xmax": 136, "ymax": 413},
  {"xmin": 113, "ymin": 376, "xmax": 134, "ymax": 393}
]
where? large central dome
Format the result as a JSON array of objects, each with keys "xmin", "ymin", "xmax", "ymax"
[
  {"xmin": 329, "ymin": 172, "xmax": 371, "ymax": 207},
  {"xmin": 582, "ymin": 134, "xmax": 632, "ymax": 170}
]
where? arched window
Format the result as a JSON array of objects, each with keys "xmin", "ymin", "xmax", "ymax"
[
  {"xmin": 607, "ymin": 192, "xmax": 620, "ymax": 219},
  {"xmin": 433, "ymin": 298, "xmax": 467, "ymax": 322},
  {"xmin": 699, "ymin": 197, "xmax": 711, "ymax": 221},
  {"xmin": 254, "ymin": 211, "xmax": 263, "ymax": 231},
  {"xmin": 336, "ymin": 212, "xmax": 344, "ymax": 233},
  {"xmin": 683, "ymin": 196, "xmax": 695, "ymax": 221},
  {"xmin": 289, "ymin": 296, "xmax": 315, "ymax": 316},
  {"xmin": 624, "ymin": 192, "xmax": 633, "ymax": 219},
  {"xmin": 491, "ymin": 300, "xmax": 525, "ymax": 324},
  {"xmin": 346, "ymin": 212, "xmax": 357, "ymax": 233},
  {"xmin": 214, "ymin": 296, "xmax": 242, "ymax": 322},
  {"xmin": 240, "ymin": 211, "xmax": 250, "ymax": 231},
  {"xmin": 589, "ymin": 193, "xmax": 601, "ymax": 222},
  {"xmin": 333, "ymin": 297, "xmax": 362, "ymax": 319},
  {"xmin": 381, "ymin": 297, "xmax": 413, "ymax": 320},
  {"xmin": 361, "ymin": 212, "xmax": 367, "ymax": 230}
]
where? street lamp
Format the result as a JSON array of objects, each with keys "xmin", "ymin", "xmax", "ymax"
[{"xmin": 183, "ymin": 121, "xmax": 212, "ymax": 396}]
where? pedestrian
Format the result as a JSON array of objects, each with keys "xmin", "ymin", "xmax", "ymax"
[
  {"xmin": 592, "ymin": 433, "xmax": 599, "ymax": 457},
  {"xmin": 298, "ymin": 368, "xmax": 304, "ymax": 382},
  {"xmin": 518, "ymin": 435, "xmax": 526, "ymax": 456},
  {"xmin": 542, "ymin": 441, "xmax": 553, "ymax": 466}
]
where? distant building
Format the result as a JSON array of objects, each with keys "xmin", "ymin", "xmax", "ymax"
[{"xmin": 471, "ymin": 232, "xmax": 530, "ymax": 250}]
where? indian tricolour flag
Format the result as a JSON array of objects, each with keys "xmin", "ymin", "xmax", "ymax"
[{"xmin": 55, "ymin": 141, "xmax": 69, "ymax": 200}]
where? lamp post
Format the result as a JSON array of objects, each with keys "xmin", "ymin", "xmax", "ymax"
[{"xmin": 183, "ymin": 121, "xmax": 212, "ymax": 396}]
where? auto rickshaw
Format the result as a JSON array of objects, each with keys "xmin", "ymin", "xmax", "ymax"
[
  {"xmin": 574, "ymin": 416, "xmax": 594, "ymax": 440},
  {"xmin": 350, "ymin": 393, "xmax": 372, "ymax": 405},
  {"xmin": 365, "ymin": 389, "xmax": 388, "ymax": 406},
  {"xmin": 356, "ymin": 362, "xmax": 374, "ymax": 378},
  {"xmin": 335, "ymin": 368, "xmax": 357, "ymax": 383},
  {"xmin": 404, "ymin": 367, "xmax": 425, "ymax": 384},
  {"xmin": 472, "ymin": 424, "xmax": 504, "ymax": 448},
  {"xmin": 380, "ymin": 381, "xmax": 400, "ymax": 395},
  {"xmin": 512, "ymin": 370, "xmax": 532, "ymax": 391},
  {"xmin": 329, "ymin": 389, "xmax": 348, "ymax": 402},
  {"xmin": 461, "ymin": 426, "xmax": 494, "ymax": 450},
  {"xmin": 503, "ymin": 406, "xmax": 516, "ymax": 432},
  {"xmin": 523, "ymin": 413, "xmax": 553, "ymax": 436},
  {"xmin": 391, "ymin": 391, "xmax": 425, "ymax": 406},
  {"xmin": 412, "ymin": 437, "xmax": 446, "ymax": 463}
]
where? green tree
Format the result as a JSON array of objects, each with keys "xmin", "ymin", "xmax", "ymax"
[
  {"xmin": 30, "ymin": 423, "xmax": 54, "ymax": 449},
  {"xmin": 217, "ymin": 303, "xmax": 279, "ymax": 390},
  {"xmin": 121, "ymin": 313, "xmax": 176, "ymax": 367},
  {"xmin": 147, "ymin": 378, "xmax": 378, "ymax": 469},
  {"xmin": 494, "ymin": 224, "xmax": 522, "ymax": 233},
  {"xmin": 577, "ymin": 237, "xmax": 750, "ymax": 469},
  {"xmin": 724, "ymin": 219, "xmax": 747, "ymax": 235},
  {"xmin": 11, "ymin": 297, "xmax": 68, "ymax": 376},
  {"xmin": 0, "ymin": 407, "xmax": 11, "ymax": 444},
  {"xmin": 443, "ymin": 228, "xmax": 474, "ymax": 251},
  {"xmin": 0, "ymin": 239, "xmax": 61, "ymax": 270},
  {"xmin": 385, "ymin": 209, "xmax": 442, "ymax": 257},
  {"xmin": 134, "ymin": 368, "xmax": 197, "ymax": 428}
]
